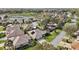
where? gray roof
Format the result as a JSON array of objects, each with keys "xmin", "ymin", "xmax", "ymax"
[
  {"xmin": 13, "ymin": 34, "xmax": 31, "ymax": 48},
  {"xmin": 28, "ymin": 29, "xmax": 46, "ymax": 40}
]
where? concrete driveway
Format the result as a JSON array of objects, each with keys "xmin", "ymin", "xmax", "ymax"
[{"xmin": 51, "ymin": 31, "xmax": 66, "ymax": 47}]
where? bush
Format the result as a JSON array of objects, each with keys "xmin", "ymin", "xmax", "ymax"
[{"xmin": 29, "ymin": 40, "xmax": 37, "ymax": 47}]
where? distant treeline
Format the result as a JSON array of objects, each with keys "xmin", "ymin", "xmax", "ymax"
[
  {"xmin": 0, "ymin": 8, "xmax": 69, "ymax": 14},
  {"xmin": 0, "ymin": 8, "xmax": 79, "ymax": 15}
]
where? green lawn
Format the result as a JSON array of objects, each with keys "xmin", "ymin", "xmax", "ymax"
[
  {"xmin": 0, "ymin": 47, "xmax": 4, "ymax": 50},
  {"xmin": 45, "ymin": 29, "xmax": 61, "ymax": 42},
  {"xmin": 0, "ymin": 26, "xmax": 5, "ymax": 31},
  {"xmin": 0, "ymin": 40, "xmax": 6, "ymax": 44},
  {"xmin": 0, "ymin": 33, "xmax": 6, "ymax": 38}
]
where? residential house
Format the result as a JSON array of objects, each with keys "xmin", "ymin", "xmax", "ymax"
[
  {"xmin": 71, "ymin": 30, "xmax": 79, "ymax": 50},
  {"xmin": 46, "ymin": 22, "xmax": 57, "ymax": 32},
  {"xmin": 28, "ymin": 29, "xmax": 46, "ymax": 40},
  {"xmin": 71, "ymin": 40, "xmax": 79, "ymax": 50},
  {"xmin": 9, "ymin": 16, "xmax": 33, "ymax": 24},
  {"xmin": 5, "ymin": 24, "xmax": 31, "ymax": 49}
]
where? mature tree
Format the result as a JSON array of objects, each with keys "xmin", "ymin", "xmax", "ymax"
[
  {"xmin": 63, "ymin": 23, "xmax": 78, "ymax": 39},
  {"xmin": 22, "ymin": 19, "xmax": 25, "ymax": 24},
  {"xmin": 4, "ymin": 15, "xmax": 8, "ymax": 18}
]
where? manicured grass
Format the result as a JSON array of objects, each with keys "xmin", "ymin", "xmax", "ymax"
[
  {"xmin": 0, "ymin": 26, "xmax": 5, "ymax": 31},
  {"xmin": 0, "ymin": 40, "xmax": 6, "ymax": 44},
  {"xmin": 0, "ymin": 47, "xmax": 4, "ymax": 50},
  {"xmin": 45, "ymin": 29, "xmax": 61, "ymax": 42},
  {"xmin": 0, "ymin": 33, "xmax": 6, "ymax": 38}
]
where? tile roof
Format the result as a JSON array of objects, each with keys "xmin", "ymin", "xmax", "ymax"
[{"xmin": 71, "ymin": 40, "xmax": 79, "ymax": 50}]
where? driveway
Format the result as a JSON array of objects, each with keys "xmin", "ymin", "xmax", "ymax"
[{"xmin": 51, "ymin": 31, "xmax": 66, "ymax": 47}]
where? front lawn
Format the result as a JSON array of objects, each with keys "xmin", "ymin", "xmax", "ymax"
[
  {"xmin": 45, "ymin": 29, "xmax": 61, "ymax": 42},
  {"xmin": 0, "ymin": 26, "xmax": 5, "ymax": 31},
  {"xmin": 0, "ymin": 47, "xmax": 4, "ymax": 50},
  {"xmin": 0, "ymin": 40, "xmax": 6, "ymax": 44},
  {"xmin": 0, "ymin": 33, "xmax": 6, "ymax": 38}
]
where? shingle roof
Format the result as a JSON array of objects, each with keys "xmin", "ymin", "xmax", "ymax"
[
  {"xmin": 13, "ymin": 34, "xmax": 31, "ymax": 48},
  {"xmin": 6, "ymin": 24, "xmax": 24, "ymax": 38},
  {"xmin": 28, "ymin": 29, "xmax": 46, "ymax": 40}
]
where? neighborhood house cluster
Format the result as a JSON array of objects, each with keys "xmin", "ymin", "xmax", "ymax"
[{"xmin": 0, "ymin": 8, "xmax": 79, "ymax": 50}]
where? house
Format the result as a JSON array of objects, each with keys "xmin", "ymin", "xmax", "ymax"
[
  {"xmin": 9, "ymin": 16, "xmax": 33, "ymax": 24},
  {"xmin": 30, "ymin": 21, "xmax": 38, "ymax": 29},
  {"xmin": 71, "ymin": 40, "xmax": 79, "ymax": 50},
  {"xmin": 6, "ymin": 24, "xmax": 24, "ymax": 38},
  {"xmin": 13, "ymin": 34, "xmax": 31, "ymax": 48},
  {"xmin": 46, "ymin": 22, "xmax": 57, "ymax": 32},
  {"xmin": 28, "ymin": 29, "xmax": 46, "ymax": 40},
  {"xmin": 5, "ymin": 24, "xmax": 31, "ymax": 49},
  {"xmin": 71, "ymin": 30, "xmax": 79, "ymax": 50}
]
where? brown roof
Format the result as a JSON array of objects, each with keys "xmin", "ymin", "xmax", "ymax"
[{"xmin": 71, "ymin": 40, "xmax": 79, "ymax": 50}]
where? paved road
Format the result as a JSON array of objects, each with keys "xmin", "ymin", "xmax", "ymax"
[{"xmin": 51, "ymin": 31, "xmax": 66, "ymax": 47}]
